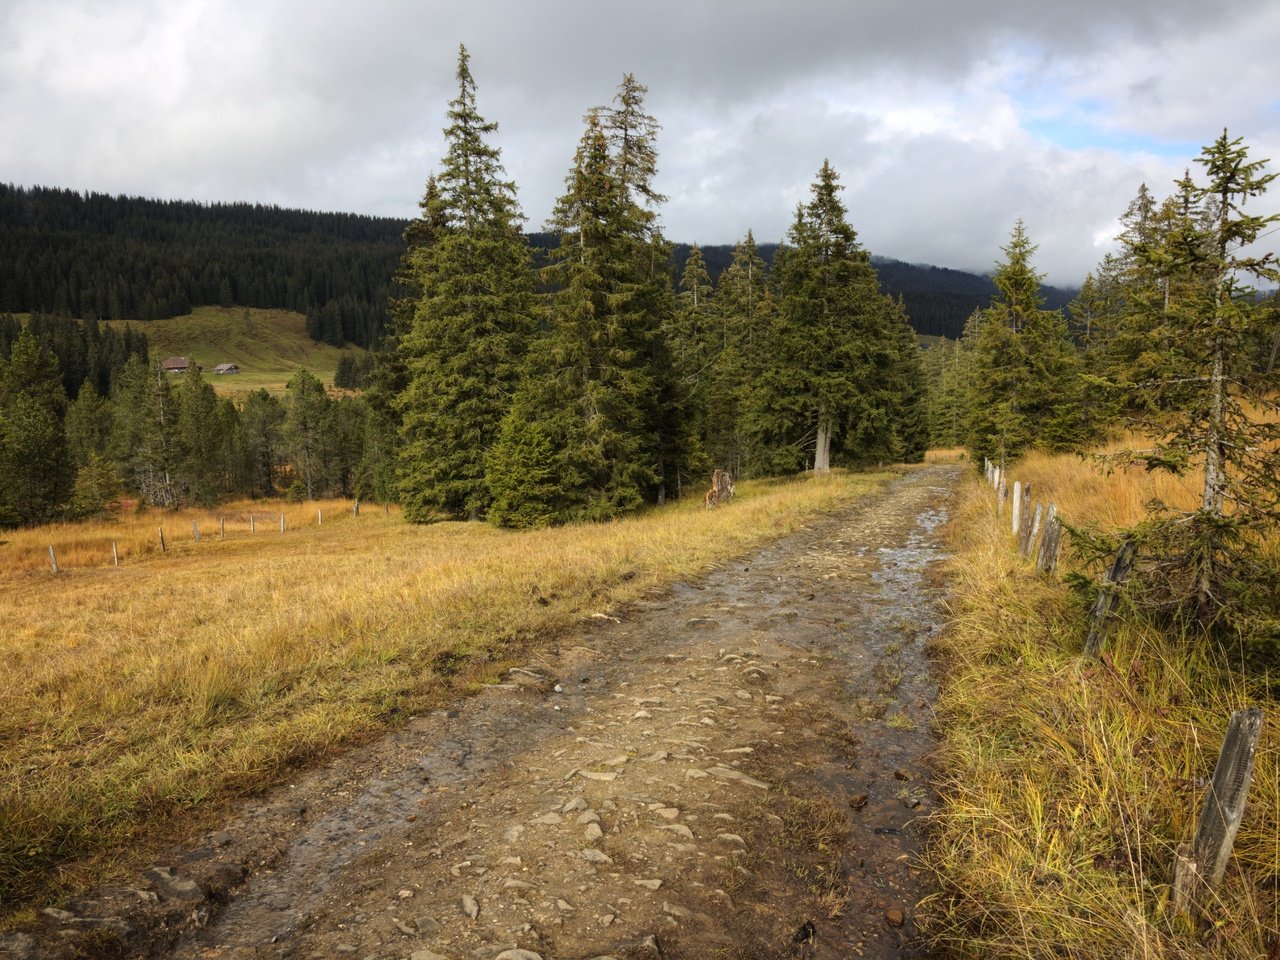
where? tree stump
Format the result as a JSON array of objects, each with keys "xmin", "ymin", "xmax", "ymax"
[{"xmin": 703, "ymin": 469, "xmax": 735, "ymax": 509}]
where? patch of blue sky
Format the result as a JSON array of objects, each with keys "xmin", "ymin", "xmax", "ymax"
[{"xmin": 1025, "ymin": 117, "xmax": 1199, "ymax": 158}]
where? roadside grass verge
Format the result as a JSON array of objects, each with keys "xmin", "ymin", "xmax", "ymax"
[
  {"xmin": 0, "ymin": 470, "xmax": 889, "ymax": 915},
  {"xmin": 922, "ymin": 452, "xmax": 1279, "ymax": 958}
]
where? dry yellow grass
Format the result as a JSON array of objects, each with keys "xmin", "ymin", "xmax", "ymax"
[
  {"xmin": 925, "ymin": 446, "xmax": 968, "ymax": 464},
  {"xmin": 922, "ymin": 454, "xmax": 1279, "ymax": 959},
  {"xmin": 0, "ymin": 498, "xmax": 373, "ymax": 573},
  {"xmin": 0, "ymin": 471, "xmax": 890, "ymax": 912}
]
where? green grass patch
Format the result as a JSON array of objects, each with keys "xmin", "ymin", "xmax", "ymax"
[{"xmin": 103, "ymin": 307, "xmax": 360, "ymax": 396}]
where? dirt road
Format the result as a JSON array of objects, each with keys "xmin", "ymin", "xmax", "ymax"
[{"xmin": 18, "ymin": 465, "xmax": 961, "ymax": 960}]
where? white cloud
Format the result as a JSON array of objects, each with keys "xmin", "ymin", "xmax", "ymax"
[{"xmin": 2, "ymin": 0, "xmax": 1277, "ymax": 284}]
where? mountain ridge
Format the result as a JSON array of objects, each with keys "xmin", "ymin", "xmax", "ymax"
[{"xmin": 2, "ymin": 183, "xmax": 1077, "ymax": 345}]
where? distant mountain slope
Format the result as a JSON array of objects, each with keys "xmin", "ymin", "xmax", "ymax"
[
  {"xmin": 3, "ymin": 185, "xmax": 1076, "ymax": 347},
  {"xmin": 0, "ymin": 184, "xmax": 402, "ymax": 348},
  {"xmin": 663, "ymin": 242, "xmax": 1077, "ymax": 340}
]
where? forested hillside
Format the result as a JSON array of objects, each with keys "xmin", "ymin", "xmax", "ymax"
[
  {"xmin": 0, "ymin": 184, "xmax": 403, "ymax": 347},
  {"xmin": 1, "ymin": 186, "xmax": 1073, "ymax": 346}
]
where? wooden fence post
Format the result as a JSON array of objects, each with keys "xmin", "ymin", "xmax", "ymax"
[
  {"xmin": 1044, "ymin": 519, "xmax": 1064, "ymax": 574},
  {"xmin": 250, "ymin": 513, "xmax": 255, "ymax": 533},
  {"xmin": 1011, "ymin": 481, "xmax": 1022, "ymax": 536},
  {"xmin": 280, "ymin": 513, "xmax": 286, "ymax": 533},
  {"xmin": 353, "ymin": 499, "xmax": 360, "ymax": 517},
  {"xmin": 192, "ymin": 521, "xmax": 200, "ymax": 543},
  {"xmin": 48, "ymin": 545, "xmax": 59, "ymax": 574},
  {"xmin": 317, "ymin": 509, "xmax": 323, "ymax": 526},
  {"xmin": 1021, "ymin": 502, "xmax": 1043, "ymax": 558},
  {"xmin": 1174, "ymin": 707, "xmax": 1265, "ymax": 913},
  {"xmin": 1036, "ymin": 505, "xmax": 1061, "ymax": 574},
  {"xmin": 1018, "ymin": 483, "xmax": 1032, "ymax": 541},
  {"xmin": 1082, "ymin": 537, "xmax": 1138, "ymax": 659},
  {"xmin": 220, "ymin": 516, "xmax": 225, "ymax": 539},
  {"xmin": 158, "ymin": 527, "xmax": 166, "ymax": 553},
  {"xmin": 112, "ymin": 541, "xmax": 119, "ymax": 567}
]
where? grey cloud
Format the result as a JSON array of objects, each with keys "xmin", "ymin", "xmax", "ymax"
[{"xmin": 1, "ymin": 0, "xmax": 1276, "ymax": 284}]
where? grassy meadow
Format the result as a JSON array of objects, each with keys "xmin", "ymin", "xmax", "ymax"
[
  {"xmin": 0, "ymin": 470, "xmax": 891, "ymax": 914},
  {"xmin": 103, "ymin": 306, "xmax": 359, "ymax": 396},
  {"xmin": 924, "ymin": 449, "xmax": 1279, "ymax": 958}
]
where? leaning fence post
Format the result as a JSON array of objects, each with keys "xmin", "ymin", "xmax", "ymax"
[
  {"xmin": 1083, "ymin": 537, "xmax": 1138, "ymax": 660},
  {"xmin": 1174, "ymin": 707, "xmax": 1264, "ymax": 913},
  {"xmin": 112, "ymin": 541, "xmax": 119, "ymax": 567},
  {"xmin": 158, "ymin": 527, "xmax": 166, "ymax": 553},
  {"xmin": 48, "ymin": 545, "xmax": 59, "ymax": 574}
]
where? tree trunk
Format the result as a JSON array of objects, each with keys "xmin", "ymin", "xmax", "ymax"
[
  {"xmin": 814, "ymin": 415, "xmax": 832, "ymax": 475},
  {"xmin": 1198, "ymin": 264, "xmax": 1230, "ymax": 612},
  {"xmin": 1202, "ymin": 331, "xmax": 1226, "ymax": 516}
]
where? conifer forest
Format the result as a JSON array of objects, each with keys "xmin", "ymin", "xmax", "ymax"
[{"xmin": 1, "ymin": 46, "xmax": 1278, "ymax": 660}]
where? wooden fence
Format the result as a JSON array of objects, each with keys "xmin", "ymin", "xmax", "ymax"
[
  {"xmin": 35, "ymin": 501, "xmax": 395, "ymax": 576},
  {"xmin": 981, "ymin": 456, "xmax": 1263, "ymax": 918}
]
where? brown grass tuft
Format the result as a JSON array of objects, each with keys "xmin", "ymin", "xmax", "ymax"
[{"xmin": 921, "ymin": 455, "xmax": 1279, "ymax": 959}]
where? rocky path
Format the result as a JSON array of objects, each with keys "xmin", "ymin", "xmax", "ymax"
[{"xmin": 18, "ymin": 465, "xmax": 960, "ymax": 960}]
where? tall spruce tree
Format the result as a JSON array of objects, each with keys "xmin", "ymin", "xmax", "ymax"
[
  {"xmin": 1079, "ymin": 182, "xmax": 1195, "ymax": 434},
  {"xmin": 963, "ymin": 221, "xmax": 1083, "ymax": 465},
  {"xmin": 64, "ymin": 379, "xmax": 113, "ymax": 469},
  {"xmin": 488, "ymin": 113, "xmax": 656, "ymax": 524},
  {"xmin": 0, "ymin": 330, "xmax": 71, "ymax": 525},
  {"xmin": 886, "ymin": 296, "xmax": 929, "ymax": 463},
  {"xmin": 488, "ymin": 77, "xmax": 685, "ymax": 524},
  {"xmin": 602, "ymin": 75, "xmax": 696, "ymax": 503},
  {"xmin": 240, "ymin": 388, "xmax": 286, "ymax": 497},
  {"xmin": 395, "ymin": 45, "xmax": 536, "ymax": 521},
  {"xmin": 921, "ymin": 337, "xmax": 968, "ymax": 448},
  {"xmin": 284, "ymin": 368, "xmax": 330, "ymax": 500},
  {"xmin": 172, "ymin": 364, "xmax": 223, "ymax": 506},
  {"xmin": 1111, "ymin": 133, "xmax": 1280, "ymax": 648},
  {"xmin": 109, "ymin": 356, "xmax": 178, "ymax": 508},
  {"xmin": 708, "ymin": 231, "xmax": 775, "ymax": 476},
  {"xmin": 663, "ymin": 244, "xmax": 716, "ymax": 493},
  {"xmin": 750, "ymin": 161, "xmax": 899, "ymax": 473}
]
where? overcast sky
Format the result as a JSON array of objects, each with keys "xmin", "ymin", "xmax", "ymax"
[{"xmin": 3, "ymin": 0, "xmax": 1279, "ymax": 285}]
